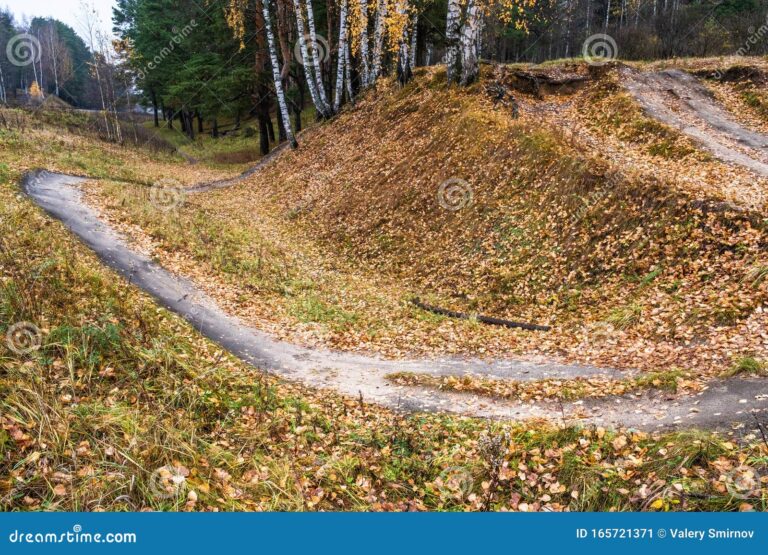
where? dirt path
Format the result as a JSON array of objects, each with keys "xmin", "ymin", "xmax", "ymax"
[
  {"xmin": 623, "ymin": 68, "xmax": 768, "ymax": 177},
  {"xmin": 21, "ymin": 170, "xmax": 768, "ymax": 432}
]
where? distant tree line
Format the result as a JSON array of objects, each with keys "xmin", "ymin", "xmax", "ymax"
[
  {"xmin": 109, "ymin": 0, "xmax": 767, "ymax": 153},
  {"xmin": 0, "ymin": 9, "xmax": 113, "ymax": 108},
  {"xmin": 491, "ymin": 0, "xmax": 768, "ymax": 63}
]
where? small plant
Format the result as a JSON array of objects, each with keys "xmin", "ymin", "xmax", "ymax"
[
  {"xmin": 633, "ymin": 368, "xmax": 683, "ymax": 393},
  {"xmin": 724, "ymin": 356, "xmax": 768, "ymax": 377},
  {"xmin": 605, "ymin": 303, "xmax": 643, "ymax": 329},
  {"xmin": 743, "ymin": 264, "xmax": 768, "ymax": 288}
]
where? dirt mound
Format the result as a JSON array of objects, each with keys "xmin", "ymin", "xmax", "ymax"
[{"xmin": 198, "ymin": 64, "xmax": 767, "ymax": 376}]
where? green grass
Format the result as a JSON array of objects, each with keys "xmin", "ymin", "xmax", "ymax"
[
  {"xmin": 605, "ymin": 303, "xmax": 644, "ymax": 329},
  {"xmin": 741, "ymin": 89, "xmax": 768, "ymax": 120},
  {"xmin": 724, "ymin": 356, "xmax": 768, "ymax": 377},
  {"xmin": 289, "ymin": 293, "xmax": 358, "ymax": 330}
]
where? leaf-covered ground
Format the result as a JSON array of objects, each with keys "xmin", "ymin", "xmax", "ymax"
[
  {"xmin": 86, "ymin": 60, "xmax": 768, "ymax": 394},
  {"xmin": 1, "ymin": 93, "xmax": 768, "ymax": 512}
]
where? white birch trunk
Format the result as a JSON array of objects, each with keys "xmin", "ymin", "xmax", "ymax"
[
  {"xmin": 409, "ymin": 14, "xmax": 418, "ymax": 68},
  {"xmin": 0, "ymin": 65, "xmax": 6, "ymax": 104},
  {"xmin": 445, "ymin": 0, "xmax": 461, "ymax": 83},
  {"xmin": 370, "ymin": 0, "xmax": 387, "ymax": 84},
  {"xmin": 358, "ymin": 0, "xmax": 371, "ymax": 87},
  {"xmin": 263, "ymin": 0, "xmax": 298, "ymax": 147},
  {"xmin": 396, "ymin": 2, "xmax": 411, "ymax": 85},
  {"xmin": 47, "ymin": 25, "xmax": 60, "ymax": 97},
  {"xmin": 304, "ymin": 0, "xmax": 331, "ymax": 112},
  {"xmin": 344, "ymin": 41, "xmax": 354, "ymax": 103},
  {"xmin": 292, "ymin": 0, "xmax": 329, "ymax": 118},
  {"xmin": 334, "ymin": 0, "xmax": 349, "ymax": 112},
  {"xmin": 459, "ymin": 0, "xmax": 480, "ymax": 86},
  {"xmin": 36, "ymin": 29, "xmax": 44, "ymax": 96}
]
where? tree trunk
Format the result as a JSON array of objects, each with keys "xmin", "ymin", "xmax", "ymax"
[
  {"xmin": 197, "ymin": 111, "xmax": 204, "ymax": 133},
  {"xmin": 370, "ymin": 0, "xmax": 388, "ymax": 84},
  {"xmin": 305, "ymin": 0, "xmax": 332, "ymax": 113},
  {"xmin": 344, "ymin": 40, "xmax": 354, "ymax": 104},
  {"xmin": 459, "ymin": 0, "xmax": 481, "ymax": 86},
  {"xmin": 445, "ymin": 0, "xmax": 461, "ymax": 84},
  {"xmin": 151, "ymin": 90, "xmax": 159, "ymax": 127},
  {"xmin": 277, "ymin": 0, "xmax": 294, "ymax": 81},
  {"xmin": 397, "ymin": 3, "xmax": 412, "ymax": 86},
  {"xmin": 294, "ymin": 78, "xmax": 304, "ymax": 130},
  {"xmin": 258, "ymin": 113, "xmax": 270, "ymax": 154},
  {"xmin": 334, "ymin": 0, "xmax": 349, "ymax": 112},
  {"xmin": 278, "ymin": 111, "xmax": 287, "ymax": 141},
  {"xmin": 264, "ymin": 0, "xmax": 299, "ymax": 147},
  {"xmin": 357, "ymin": 0, "xmax": 371, "ymax": 87},
  {"xmin": 409, "ymin": 14, "xmax": 418, "ymax": 69},
  {"xmin": 0, "ymin": 64, "xmax": 7, "ymax": 104},
  {"xmin": 212, "ymin": 119, "xmax": 219, "ymax": 138},
  {"xmin": 292, "ymin": 0, "xmax": 331, "ymax": 118}
]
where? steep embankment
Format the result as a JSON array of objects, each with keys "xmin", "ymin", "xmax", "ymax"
[{"xmin": 88, "ymin": 62, "xmax": 768, "ymax": 383}]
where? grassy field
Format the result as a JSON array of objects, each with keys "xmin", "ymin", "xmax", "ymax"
[{"xmin": 1, "ymin": 93, "xmax": 767, "ymax": 512}]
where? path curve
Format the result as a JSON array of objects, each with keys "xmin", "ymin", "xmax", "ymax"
[
  {"xmin": 21, "ymin": 170, "xmax": 768, "ymax": 431},
  {"xmin": 623, "ymin": 68, "xmax": 768, "ymax": 177}
]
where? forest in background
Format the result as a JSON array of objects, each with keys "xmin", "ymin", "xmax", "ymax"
[{"xmin": 1, "ymin": 0, "xmax": 766, "ymax": 150}]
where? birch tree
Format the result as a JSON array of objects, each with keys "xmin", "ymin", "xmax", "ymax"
[
  {"xmin": 409, "ymin": 13, "xmax": 417, "ymax": 69},
  {"xmin": 357, "ymin": 0, "xmax": 370, "ymax": 87},
  {"xmin": 333, "ymin": 0, "xmax": 349, "ymax": 112},
  {"xmin": 344, "ymin": 41, "xmax": 354, "ymax": 103},
  {"xmin": 292, "ymin": 0, "xmax": 331, "ymax": 117},
  {"xmin": 304, "ymin": 0, "xmax": 332, "ymax": 113},
  {"xmin": 445, "ymin": 0, "xmax": 461, "ymax": 84},
  {"xmin": 263, "ymin": 0, "xmax": 297, "ymax": 147},
  {"xmin": 0, "ymin": 65, "xmax": 6, "ymax": 104},
  {"xmin": 395, "ymin": 1, "xmax": 412, "ymax": 86},
  {"xmin": 369, "ymin": 0, "xmax": 387, "ymax": 84},
  {"xmin": 460, "ymin": 0, "xmax": 481, "ymax": 85}
]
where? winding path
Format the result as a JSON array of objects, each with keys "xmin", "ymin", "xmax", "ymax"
[
  {"xmin": 21, "ymin": 162, "xmax": 768, "ymax": 432},
  {"xmin": 624, "ymin": 68, "xmax": 768, "ymax": 177}
]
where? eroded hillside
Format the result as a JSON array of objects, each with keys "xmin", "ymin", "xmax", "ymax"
[{"xmin": 88, "ymin": 60, "xmax": 768, "ymax": 382}]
